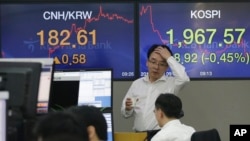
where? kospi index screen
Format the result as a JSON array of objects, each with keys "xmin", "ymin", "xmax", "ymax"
[
  {"xmin": 139, "ymin": 3, "xmax": 250, "ymax": 79},
  {"xmin": 1, "ymin": 3, "xmax": 135, "ymax": 80}
]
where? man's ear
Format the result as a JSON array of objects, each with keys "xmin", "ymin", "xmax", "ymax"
[
  {"xmin": 160, "ymin": 109, "xmax": 165, "ymax": 118},
  {"xmin": 87, "ymin": 125, "xmax": 96, "ymax": 139}
]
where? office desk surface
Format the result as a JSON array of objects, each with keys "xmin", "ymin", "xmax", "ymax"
[{"xmin": 115, "ymin": 132, "xmax": 147, "ymax": 141}]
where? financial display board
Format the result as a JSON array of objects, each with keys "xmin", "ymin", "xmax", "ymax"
[
  {"xmin": 1, "ymin": 3, "xmax": 135, "ymax": 80},
  {"xmin": 2, "ymin": 2, "xmax": 250, "ymax": 80},
  {"xmin": 139, "ymin": 2, "xmax": 250, "ymax": 79}
]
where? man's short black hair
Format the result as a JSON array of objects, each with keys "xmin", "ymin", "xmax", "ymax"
[
  {"xmin": 66, "ymin": 105, "xmax": 108, "ymax": 140},
  {"xmin": 33, "ymin": 111, "xmax": 89, "ymax": 141},
  {"xmin": 155, "ymin": 93, "xmax": 183, "ymax": 119}
]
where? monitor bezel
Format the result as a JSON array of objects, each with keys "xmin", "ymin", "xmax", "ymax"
[
  {"xmin": 0, "ymin": 58, "xmax": 55, "ymax": 115},
  {"xmin": 0, "ymin": 61, "xmax": 42, "ymax": 118}
]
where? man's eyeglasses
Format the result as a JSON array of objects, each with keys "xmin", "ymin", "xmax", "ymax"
[{"xmin": 148, "ymin": 59, "xmax": 168, "ymax": 67}]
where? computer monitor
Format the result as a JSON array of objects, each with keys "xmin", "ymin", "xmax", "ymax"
[
  {"xmin": 0, "ymin": 91, "xmax": 8, "ymax": 141},
  {"xmin": 50, "ymin": 69, "xmax": 112, "ymax": 111},
  {"xmin": 0, "ymin": 58, "xmax": 54, "ymax": 114},
  {"xmin": 0, "ymin": 61, "xmax": 41, "ymax": 118},
  {"xmin": 0, "ymin": 69, "xmax": 28, "ymax": 107},
  {"xmin": 102, "ymin": 108, "xmax": 114, "ymax": 141}
]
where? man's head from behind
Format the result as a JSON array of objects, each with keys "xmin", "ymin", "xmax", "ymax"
[
  {"xmin": 154, "ymin": 93, "xmax": 183, "ymax": 126},
  {"xmin": 32, "ymin": 111, "xmax": 89, "ymax": 141},
  {"xmin": 66, "ymin": 105, "xmax": 108, "ymax": 141}
]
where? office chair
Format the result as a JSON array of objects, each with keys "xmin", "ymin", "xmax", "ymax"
[{"xmin": 191, "ymin": 128, "xmax": 221, "ymax": 141}]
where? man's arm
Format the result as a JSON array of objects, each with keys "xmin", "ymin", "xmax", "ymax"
[
  {"xmin": 167, "ymin": 56, "xmax": 190, "ymax": 93},
  {"xmin": 155, "ymin": 46, "xmax": 190, "ymax": 92},
  {"xmin": 121, "ymin": 83, "xmax": 135, "ymax": 118}
]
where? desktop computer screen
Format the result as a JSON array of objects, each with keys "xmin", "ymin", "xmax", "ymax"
[
  {"xmin": 0, "ymin": 61, "xmax": 42, "ymax": 118},
  {"xmin": 77, "ymin": 69, "xmax": 112, "ymax": 107},
  {"xmin": 36, "ymin": 59, "xmax": 54, "ymax": 114},
  {"xmin": 102, "ymin": 109, "xmax": 114, "ymax": 141},
  {"xmin": 0, "ymin": 91, "xmax": 8, "ymax": 141},
  {"xmin": 50, "ymin": 69, "xmax": 112, "ymax": 111},
  {"xmin": 0, "ymin": 58, "xmax": 54, "ymax": 114}
]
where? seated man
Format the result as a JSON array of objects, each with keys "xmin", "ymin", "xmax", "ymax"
[
  {"xmin": 151, "ymin": 93, "xmax": 195, "ymax": 141},
  {"xmin": 32, "ymin": 111, "xmax": 89, "ymax": 141},
  {"xmin": 65, "ymin": 105, "xmax": 108, "ymax": 141}
]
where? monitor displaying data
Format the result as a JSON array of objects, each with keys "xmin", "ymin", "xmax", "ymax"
[
  {"xmin": 77, "ymin": 70, "xmax": 112, "ymax": 107},
  {"xmin": 50, "ymin": 69, "xmax": 112, "ymax": 111},
  {"xmin": 0, "ymin": 91, "xmax": 8, "ymax": 141},
  {"xmin": 1, "ymin": 3, "xmax": 136, "ymax": 80},
  {"xmin": 139, "ymin": 2, "xmax": 250, "ymax": 79},
  {"xmin": 102, "ymin": 109, "xmax": 114, "ymax": 141}
]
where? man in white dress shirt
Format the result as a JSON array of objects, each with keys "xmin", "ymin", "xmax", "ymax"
[
  {"xmin": 151, "ymin": 93, "xmax": 195, "ymax": 141},
  {"xmin": 121, "ymin": 44, "xmax": 190, "ymax": 131}
]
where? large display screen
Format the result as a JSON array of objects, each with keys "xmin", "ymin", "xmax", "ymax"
[
  {"xmin": 0, "ymin": 3, "xmax": 135, "ymax": 80},
  {"xmin": 139, "ymin": 3, "xmax": 250, "ymax": 79},
  {"xmin": 2, "ymin": 2, "xmax": 250, "ymax": 80}
]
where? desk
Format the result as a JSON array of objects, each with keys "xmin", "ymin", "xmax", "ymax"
[{"xmin": 115, "ymin": 132, "xmax": 147, "ymax": 141}]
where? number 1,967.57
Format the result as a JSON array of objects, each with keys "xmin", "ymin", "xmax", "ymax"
[{"xmin": 166, "ymin": 28, "xmax": 245, "ymax": 45}]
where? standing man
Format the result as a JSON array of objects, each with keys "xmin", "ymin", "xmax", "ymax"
[{"xmin": 121, "ymin": 44, "xmax": 190, "ymax": 131}]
